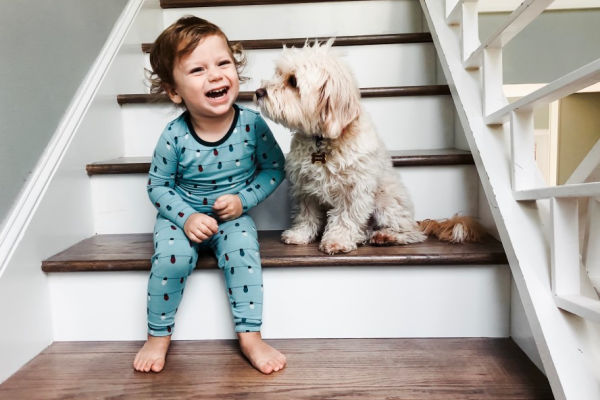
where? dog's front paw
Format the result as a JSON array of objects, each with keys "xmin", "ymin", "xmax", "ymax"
[
  {"xmin": 281, "ymin": 228, "xmax": 316, "ymax": 245},
  {"xmin": 318, "ymin": 239, "xmax": 357, "ymax": 255}
]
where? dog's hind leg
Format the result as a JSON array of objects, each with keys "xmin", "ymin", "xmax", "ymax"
[
  {"xmin": 370, "ymin": 177, "xmax": 426, "ymax": 245},
  {"xmin": 282, "ymin": 196, "xmax": 324, "ymax": 245}
]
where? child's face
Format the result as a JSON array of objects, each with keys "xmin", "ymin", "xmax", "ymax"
[{"xmin": 168, "ymin": 34, "xmax": 239, "ymax": 120}]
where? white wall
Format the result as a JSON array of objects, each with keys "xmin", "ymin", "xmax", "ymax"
[
  {"xmin": 0, "ymin": 0, "xmax": 128, "ymax": 229},
  {"xmin": 0, "ymin": 0, "xmax": 131, "ymax": 383}
]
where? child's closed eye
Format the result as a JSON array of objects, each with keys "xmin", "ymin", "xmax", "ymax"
[
  {"xmin": 190, "ymin": 66, "xmax": 205, "ymax": 74},
  {"xmin": 218, "ymin": 60, "xmax": 232, "ymax": 66}
]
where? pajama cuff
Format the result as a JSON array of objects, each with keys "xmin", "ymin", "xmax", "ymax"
[
  {"xmin": 148, "ymin": 323, "xmax": 174, "ymax": 337},
  {"xmin": 237, "ymin": 191, "xmax": 254, "ymax": 211},
  {"xmin": 234, "ymin": 318, "xmax": 262, "ymax": 333}
]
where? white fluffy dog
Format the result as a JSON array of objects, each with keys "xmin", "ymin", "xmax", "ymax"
[{"xmin": 255, "ymin": 40, "xmax": 480, "ymax": 254}]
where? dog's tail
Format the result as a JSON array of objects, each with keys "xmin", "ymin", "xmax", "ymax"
[{"xmin": 418, "ymin": 215, "xmax": 484, "ymax": 243}]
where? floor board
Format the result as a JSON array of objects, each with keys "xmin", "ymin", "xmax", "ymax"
[{"xmin": 0, "ymin": 338, "xmax": 554, "ymax": 399}]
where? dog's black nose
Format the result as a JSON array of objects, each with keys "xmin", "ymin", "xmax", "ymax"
[{"xmin": 255, "ymin": 88, "xmax": 267, "ymax": 99}]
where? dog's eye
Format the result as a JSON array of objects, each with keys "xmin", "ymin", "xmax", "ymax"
[{"xmin": 288, "ymin": 74, "xmax": 297, "ymax": 88}]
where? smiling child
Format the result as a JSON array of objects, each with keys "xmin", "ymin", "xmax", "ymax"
[{"xmin": 133, "ymin": 16, "xmax": 287, "ymax": 375}]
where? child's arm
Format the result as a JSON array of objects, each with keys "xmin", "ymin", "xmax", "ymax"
[
  {"xmin": 147, "ymin": 130, "xmax": 199, "ymax": 231},
  {"xmin": 236, "ymin": 116, "xmax": 285, "ymax": 212}
]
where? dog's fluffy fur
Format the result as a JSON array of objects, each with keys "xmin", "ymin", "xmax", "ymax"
[{"xmin": 256, "ymin": 40, "xmax": 482, "ymax": 254}]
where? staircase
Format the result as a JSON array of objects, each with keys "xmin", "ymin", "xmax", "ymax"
[{"xmin": 0, "ymin": 0, "xmax": 556, "ymax": 398}]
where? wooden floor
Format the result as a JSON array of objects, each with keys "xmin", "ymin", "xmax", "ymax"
[{"xmin": 0, "ymin": 338, "xmax": 553, "ymax": 399}]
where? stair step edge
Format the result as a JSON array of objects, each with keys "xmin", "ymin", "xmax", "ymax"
[
  {"xmin": 86, "ymin": 151, "xmax": 474, "ymax": 176},
  {"xmin": 42, "ymin": 231, "xmax": 508, "ymax": 272},
  {"xmin": 116, "ymin": 86, "xmax": 451, "ymax": 105},
  {"xmin": 161, "ymin": 0, "xmax": 370, "ymax": 8},
  {"xmin": 141, "ymin": 33, "xmax": 433, "ymax": 53}
]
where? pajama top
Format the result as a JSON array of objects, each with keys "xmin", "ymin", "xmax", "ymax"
[{"xmin": 147, "ymin": 104, "xmax": 285, "ymax": 224}]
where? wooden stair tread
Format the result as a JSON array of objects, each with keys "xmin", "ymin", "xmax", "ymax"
[
  {"xmin": 42, "ymin": 230, "xmax": 507, "ymax": 272},
  {"xmin": 86, "ymin": 150, "xmax": 474, "ymax": 175},
  {"xmin": 141, "ymin": 33, "xmax": 433, "ymax": 53},
  {"xmin": 162, "ymin": 0, "xmax": 371, "ymax": 8},
  {"xmin": 116, "ymin": 85, "xmax": 451, "ymax": 105},
  {"xmin": 0, "ymin": 338, "xmax": 553, "ymax": 399}
]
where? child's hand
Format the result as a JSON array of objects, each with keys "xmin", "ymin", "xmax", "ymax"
[
  {"xmin": 183, "ymin": 213, "xmax": 219, "ymax": 243},
  {"xmin": 213, "ymin": 194, "xmax": 243, "ymax": 221}
]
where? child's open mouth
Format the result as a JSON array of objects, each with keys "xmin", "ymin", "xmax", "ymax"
[{"xmin": 206, "ymin": 87, "xmax": 229, "ymax": 99}]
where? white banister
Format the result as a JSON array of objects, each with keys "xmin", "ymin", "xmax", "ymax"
[
  {"xmin": 463, "ymin": 0, "xmax": 555, "ymax": 68},
  {"xmin": 422, "ymin": 0, "xmax": 600, "ymax": 398},
  {"xmin": 514, "ymin": 182, "xmax": 600, "ymax": 201},
  {"xmin": 486, "ymin": 58, "xmax": 600, "ymax": 124},
  {"xmin": 554, "ymin": 295, "xmax": 600, "ymax": 323}
]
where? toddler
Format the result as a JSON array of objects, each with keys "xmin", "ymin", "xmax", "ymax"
[{"xmin": 133, "ymin": 16, "xmax": 287, "ymax": 374}]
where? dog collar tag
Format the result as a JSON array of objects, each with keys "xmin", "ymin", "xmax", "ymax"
[
  {"xmin": 311, "ymin": 152, "xmax": 326, "ymax": 164},
  {"xmin": 311, "ymin": 135, "xmax": 326, "ymax": 164}
]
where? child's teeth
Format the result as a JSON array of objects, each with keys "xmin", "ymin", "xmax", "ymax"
[{"xmin": 208, "ymin": 88, "xmax": 227, "ymax": 97}]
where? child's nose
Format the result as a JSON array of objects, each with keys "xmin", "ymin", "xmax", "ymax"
[{"xmin": 208, "ymin": 67, "xmax": 223, "ymax": 80}]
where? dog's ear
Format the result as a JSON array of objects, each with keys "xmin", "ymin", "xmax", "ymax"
[{"xmin": 318, "ymin": 70, "xmax": 361, "ymax": 139}]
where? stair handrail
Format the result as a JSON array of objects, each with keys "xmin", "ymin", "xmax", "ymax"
[{"xmin": 420, "ymin": 1, "xmax": 600, "ymax": 399}]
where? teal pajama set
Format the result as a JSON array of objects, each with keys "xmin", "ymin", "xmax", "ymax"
[{"xmin": 146, "ymin": 104, "xmax": 285, "ymax": 336}]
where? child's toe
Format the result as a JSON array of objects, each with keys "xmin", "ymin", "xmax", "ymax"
[
  {"xmin": 143, "ymin": 360, "xmax": 153, "ymax": 372},
  {"xmin": 151, "ymin": 358, "xmax": 165, "ymax": 372}
]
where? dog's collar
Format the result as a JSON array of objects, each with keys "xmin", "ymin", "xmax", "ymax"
[{"xmin": 311, "ymin": 135, "xmax": 327, "ymax": 164}]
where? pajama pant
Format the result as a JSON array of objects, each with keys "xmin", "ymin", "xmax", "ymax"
[{"xmin": 147, "ymin": 213, "xmax": 263, "ymax": 336}]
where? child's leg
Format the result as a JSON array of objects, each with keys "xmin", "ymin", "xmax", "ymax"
[
  {"xmin": 134, "ymin": 216, "xmax": 199, "ymax": 372},
  {"xmin": 214, "ymin": 216, "xmax": 263, "ymax": 331},
  {"xmin": 212, "ymin": 215, "xmax": 286, "ymax": 374}
]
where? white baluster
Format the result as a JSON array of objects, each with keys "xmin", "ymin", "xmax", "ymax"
[
  {"xmin": 551, "ymin": 198, "xmax": 581, "ymax": 296},
  {"xmin": 483, "ymin": 48, "xmax": 508, "ymax": 120},
  {"xmin": 510, "ymin": 110, "xmax": 536, "ymax": 192}
]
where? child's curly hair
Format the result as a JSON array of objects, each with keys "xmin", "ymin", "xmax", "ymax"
[{"xmin": 147, "ymin": 16, "xmax": 248, "ymax": 96}]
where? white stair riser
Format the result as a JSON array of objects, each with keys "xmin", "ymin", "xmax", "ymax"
[
  {"xmin": 91, "ymin": 165, "xmax": 478, "ymax": 233},
  {"xmin": 121, "ymin": 97, "xmax": 454, "ymax": 156},
  {"xmin": 162, "ymin": 1, "xmax": 426, "ymax": 40},
  {"xmin": 48, "ymin": 265, "xmax": 510, "ymax": 341},
  {"xmin": 112, "ymin": 50, "xmax": 149, "ymax": 94},
  {"xmin": 143, "ymin": 43, "xmax": 438, "ymax": 89}
]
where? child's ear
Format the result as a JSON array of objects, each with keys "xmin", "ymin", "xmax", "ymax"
[{"xmin": 164, "ymin": 84, "xmax": 183, "ymax": 104}]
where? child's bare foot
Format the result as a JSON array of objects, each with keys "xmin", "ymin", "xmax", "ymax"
[
  {"xmin": 238, "ymin": 332, "xmax": 286, "ymax": 374},
  {"xmin": 133, "ymin": 334, "xmax": 171, "ymax": 372}
]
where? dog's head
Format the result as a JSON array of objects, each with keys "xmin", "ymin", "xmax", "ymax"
[{"xmin": 255, "ymin": 39, "xmax": 361, "ymax": 140}]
